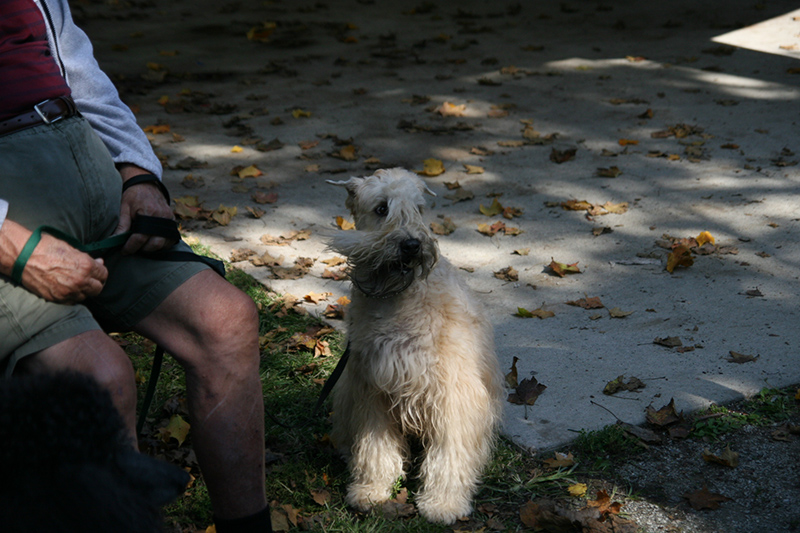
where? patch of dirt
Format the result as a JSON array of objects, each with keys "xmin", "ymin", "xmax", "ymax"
[{"xmin": 612, "ymin": 414, "xmax": 800, "ymax": 533}]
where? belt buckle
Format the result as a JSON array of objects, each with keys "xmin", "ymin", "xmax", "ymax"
[{"xmin": 33, "ymin": 99, "xmax": 63, "ymax": 125}]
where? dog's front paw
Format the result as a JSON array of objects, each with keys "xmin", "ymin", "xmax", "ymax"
[
  {"xmin": 346, "ymin": 484, "xmax": 392, "ymax": 512},
  {"xmin": 415, "ymin": 492, "xmax": 472, "ymax": 525}
]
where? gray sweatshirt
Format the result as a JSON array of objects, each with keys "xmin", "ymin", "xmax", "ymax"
[{"xmin": 0, "ymin": 0, "xmax": 163, "ymax": 229}]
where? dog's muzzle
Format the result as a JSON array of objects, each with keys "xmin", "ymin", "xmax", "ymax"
[{"xmin": 349, "ymin": 237, "xmax": 435, "ymax": 299}]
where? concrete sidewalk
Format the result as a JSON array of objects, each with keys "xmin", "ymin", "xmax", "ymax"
[{"xmin": 79, "ymin": 0, "xmax": 800, "ymax": 453}]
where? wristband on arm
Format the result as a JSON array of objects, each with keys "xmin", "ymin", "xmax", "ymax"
[{"xmin": 121, "ymin": 173, "xmax": 171, "ymax": 204}]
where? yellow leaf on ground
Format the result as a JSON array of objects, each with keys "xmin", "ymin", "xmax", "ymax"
[
  {"xmin": 618, "ymin": 138, "xmax": 639, "ymax": 146},
  {"xmin": 291, "ymin": 108, "xmax": 311, "ymax": 118},
  {"xmin": 568, "ymin": 483, "xmax": 588, "ymax": 497},
  {"xmin": 335, "ymin": 216, "xmax": 355, "ymax": 230},
  {"xmin": 436, "ymin": 101, "xmax": 466, "ymax": 116},
  {"xmin": 238, "ymin": 165, "xmax": 263, "ymax": 179},
  {"xmin": 464, "ymin": 164, "xmax": 484, "ymax": 174},
  {"xmin": 417, "ymin": 158, "xmax": 445, "ymax": 177},
  {"xmin": 143, "ymin": 124, "xmax": 171, "ymax": 134},
  {"xmin": 480, "ymin": 198, "xmax": 504, "ymax": 216},
  {"xmin": 246, "ymin": 22, "xmax": 276, "ymax": 42},
  {"xmin": 696, "ymin": 231, "xmax": 715, "ymax": 246},
  {"xmin": 159, "ymin": 414, "xmax": 190, "ymax": 446},
  {"xmin": 230, "ymin": 145, "xmax": 243, "ymax": 153}
]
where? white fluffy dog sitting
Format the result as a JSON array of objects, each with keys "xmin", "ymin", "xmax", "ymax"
[{"xmin": 327, "ymin": 168, "xmax": 503, "ymax": 524}]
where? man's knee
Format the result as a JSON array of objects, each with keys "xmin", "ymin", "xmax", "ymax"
[{"xmin": 183, "ymin": 283, "xmax": 260, "ymax": 373}]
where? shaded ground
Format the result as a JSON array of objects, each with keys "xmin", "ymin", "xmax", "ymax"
[{"xmin": 70, "ymin": 0, "xmax": 800, "ymax": 530}]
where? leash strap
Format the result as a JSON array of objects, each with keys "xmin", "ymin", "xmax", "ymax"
[
  {"xmin": 9, "ymin": 214, "xmax": 224, "ymax": 434},
  {"xmin": 10, "ymin": 215, "xmax": 220, "ymax": 284},
  {"xmin": 136, "ymin": 344, "xmax": 164, "ymax": 436}
]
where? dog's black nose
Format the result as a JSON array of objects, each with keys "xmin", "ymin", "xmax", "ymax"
[{"xmin": 400, "ymin": 238, "xmax": 421, "ymax": 258}]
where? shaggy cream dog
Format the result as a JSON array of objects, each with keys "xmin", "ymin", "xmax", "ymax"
[{"xmin": 327, "ymin": 168, "xmax": 503, "ymax": 524}]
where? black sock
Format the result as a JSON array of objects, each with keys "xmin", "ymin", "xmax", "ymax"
[{"xmin": 213, "ymin": 506, "xmax": 273, "ymax": 533}]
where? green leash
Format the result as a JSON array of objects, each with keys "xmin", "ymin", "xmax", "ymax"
[{"xmin": 10, "ymin": 215, "xmax": 223, "ymax": 437}]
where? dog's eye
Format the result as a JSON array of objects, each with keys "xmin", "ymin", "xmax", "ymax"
[{"xmin": 375, "ymin": 204, "xmax": 388, "ymax": 217}]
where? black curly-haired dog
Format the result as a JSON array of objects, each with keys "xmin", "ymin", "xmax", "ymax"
[{"xmin": 0, "ymin": 372, "xmax": 189, "ymax": 533}]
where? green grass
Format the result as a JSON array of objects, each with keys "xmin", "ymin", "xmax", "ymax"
[
  {"xmin": 690, "ymin": 387, "xmax": 798, "ymax": 441},
  {"xmin": 570, "ymin": 424, "xmax": 643, "ymax": 472}
]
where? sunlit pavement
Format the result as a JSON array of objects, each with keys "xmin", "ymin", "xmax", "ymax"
[{"xmin": 79, "ymin": 0, "xmax": 800, "ymax": 452}]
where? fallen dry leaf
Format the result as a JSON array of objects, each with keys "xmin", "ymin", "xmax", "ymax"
[
  {"xmin": 683, "ymin": 486, "xmax": 732, "ymax": 510},
  {"xmin": 603, "ymin": 375, "xmax": 646, "ymax": 395},
  {"xmin": 335, "ymin": 216, "xmax": 355, "ymax": 231},
  {"xmin": 515, "ymin": 306, "xmax": 555, "ymax": 319},
  {"xmin": 702, "ymin": 445, "xmax": 739, "ymax": 468},
  {"xmin": 568, "ymin": 483, "xmax": 587, "ymax": 497},
  {"xmin": 666, "ymin": 244, "xmax": 694, "ymax": 273},
  {"xmin": 158, "ymin": 414, "xmax": 190, "ymax": 446},
  {"xmin": 430, "ymin": 217, "xmax": 456, "ymax": 235},
  {"xmin": 508, "ymin": 376, "xmax": 547, "ymax": 405},
  {"xmin": 543, "ymin": 452, "xmax": 575, "ymax": 469},
  {"xmin": 238, "ymin": 165, "xmax": 263, "ymax": 179},
  {"xmin": 549, "ymin": 259, "xmax": 581, "ymax": 277},
  {"xmin": 645, "ymin": 398, "xmax": 682, "ymax": 427},
  {"xmin": 252, "ymin": 191, "xmax": 278, "ymax": 204},
  {"xmin": 436, "ymin": 101, "xmax": 467, "ymax": 117},
  {"xmin": 480, "ymin": 198, "xmax": 504, "ymax": 217},
  {"xmin": 654, "ymin": 336, "xmax": 682, "ymax": 348},
  {"xmin": 565, "ymin": 296, "xmax": 604, "ymax": 309},
  {"xmin": 505, "ymin": 356, "xmax": 520, "ymax": 388},
  {"xmin": 464, "ymin": 164, "xmax": 484, "ymax": 174},
  {"xmin": 495, "ymin": 266, "xmax": 519, "ymax": 282},
  {"xmin": 550, "ymin": 147, "xmax": 577, "ymax": 163},
  {"xmin": 608, "ymin": 306, "xmax": 633, "ymax": 318},
  {"xmin": 597, "ymin": 166, "xmax": 623, "ymax": 178},
  {"xmin": 727, "ymin": 351, "xmax": 759, "ymax": 364},
  {"xmin": 417, "ymin": 158, "xmax": 446, "ymax": 177}
]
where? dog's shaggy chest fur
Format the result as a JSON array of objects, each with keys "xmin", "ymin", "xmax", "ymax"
[{"xmin": 327, "ymin": 169, "xmax": 503, "ymax": 524}]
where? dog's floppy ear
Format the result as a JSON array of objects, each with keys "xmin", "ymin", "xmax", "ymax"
[{"xmin": 327, "ymin": 177, "xmax": 363, "ymax": 196}]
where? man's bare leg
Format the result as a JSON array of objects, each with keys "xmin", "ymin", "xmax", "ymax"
[
  {"xmin": 16, "ymin": 329, "xmax": 138, "ymax": 443},
  {"xmin": 134, "ymin": 270, "xmax": 266, "ymax": 520}
]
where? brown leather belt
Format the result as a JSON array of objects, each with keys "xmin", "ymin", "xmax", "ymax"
[{"xmin": 0, "ymin": 96, "xmax": 79, "ymax": 138}]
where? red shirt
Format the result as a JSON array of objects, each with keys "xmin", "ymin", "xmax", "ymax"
[{"xmin": 0, "ymin": 0, "xmax": 71, "ymax": 121}]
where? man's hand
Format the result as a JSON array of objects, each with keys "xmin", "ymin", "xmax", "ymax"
[
  {"xmin": 116, "ymin": 166, "xmax": 177, "ymax": 255},
  {"xmin": 23, "ymin": 234, "xmax": 108, "ymax": 303},
  {"xmin": 0, "ymin": 220, "xmax": 107, "ymax": 303}
]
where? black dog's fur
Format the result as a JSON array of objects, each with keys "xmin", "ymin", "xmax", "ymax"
[{"xmin": 0, "ymin": 372, "xmax": 189, "ymax": 533}]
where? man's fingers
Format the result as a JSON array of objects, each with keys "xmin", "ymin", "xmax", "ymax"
[
  {"xmin": 91, "ymin": 257, "xmax": 109, "ymax": 284},
  {"xmin": 123, "ymin": 233, "xmax": 176, "ymax": 255}
]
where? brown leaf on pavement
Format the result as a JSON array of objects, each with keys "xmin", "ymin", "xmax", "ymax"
[
  {"xmin": 645, "ymin": 398, "xmax": 682, "ymax": 427},
  {"xmin": 550, "ymin": 147, "xmax": 577, "ymax": 163},
  {"xmin": 565, "ymin": 296, "xmax": 604, "ymax": 309},
  {"xmin": 508, "ymin": 376, "xmax": 547, "ymax": 406},
  {"xmin": 727, "ymin": 351, "xmax": 759, "ymax": 364},
  {"xmin": 603, "ymin": 375, "xmax": 646, "ymax": 395},
  {"xmin": 549, "ymin": 260, "xmax": 581, "ymax": 277}
]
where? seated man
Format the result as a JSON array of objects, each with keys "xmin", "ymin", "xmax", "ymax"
[{"xmin": 0, "ymin": 1, "xmax": 270, "ymax": 531}]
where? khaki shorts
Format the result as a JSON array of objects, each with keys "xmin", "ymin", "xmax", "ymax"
[{"xmin": 0, "ymin": 116, "xmax": 208, "ymax": 375}]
